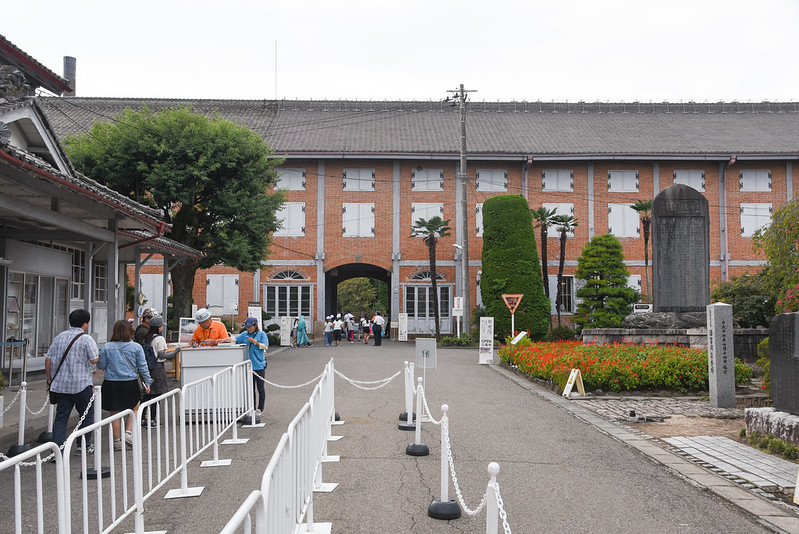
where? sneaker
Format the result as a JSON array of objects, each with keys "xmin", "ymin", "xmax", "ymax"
[
  {"xmin": 141, "ymin": 418, "xmax": 149, "ymax": 428},
  {"xmin": 114, "ymin": 439, "xmax": 123, "ymax": 451},
  {"xmin": 255, "ymin": 409, "xmax": 262, "ymax": 416},
  {"xmin": 75, "ymin": 443, "xmax": 95, "ymax": 455},
  {"xmin": 150, "ymin": 420, "xmax": 158, "ymax": 428},
  {"xmin": 124, "ymin": 431, "xmax": 134, "ymax": 446},
  {"xmin": 75, "ymin": 443, "xmax": 94, "ymax": 456}
]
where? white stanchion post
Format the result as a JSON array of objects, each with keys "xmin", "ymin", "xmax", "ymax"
[
  {"xmin": 428, "ymin": 404, "xmax": 461, "ymax": 520},
  {"xmin": 38, "ymin": 401, "xmax": 55, "ymax": 443},
  {"xmin": 85, "ymin": 385, "xmax": 109, "ymax": 481},
  {"xmin": 486, "ymin": 462, "xmax": 500, "ymax": 534},
  {"xmin": 399, "ymin": 361, "xmax": 415, "ymax": 430},
  {"xmin": 406, "ymin": 377, "xmax": 428, "ymax": 456},
  {"xmin": 8, "ymin": 382, "xmax": 32, "ymax": 456}
]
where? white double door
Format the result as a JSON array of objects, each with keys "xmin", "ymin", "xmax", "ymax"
[{"xmin": 405, "ymin": 284, "xmax": 452, "ymax": 335}]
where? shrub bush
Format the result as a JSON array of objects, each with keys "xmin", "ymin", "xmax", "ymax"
[
  {"xmin": 440, "ymin": 333, "xmax": 474, "ymax": 346},
  {"xmin": 548, "ymin": 325, "xmax": 576, "ymax": 341},
  {"xmin": 756, "ymin": 337, "xmax": 770, "ymax": 395}
]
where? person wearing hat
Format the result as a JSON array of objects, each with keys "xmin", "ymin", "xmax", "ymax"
[
  {"xmin": 224, "ymin": 317, "xmax": 268, "ymax": 416},
  {"xmin": 323, "ymin": 316, "xmax": 333, "ymax": 346},
  {"xmin": 190, "ymin": 308, "xmax": 229, "ymax": 347},
  {"xmin": 134, "ymin": 308, "xmax": 158, "ymax": 344},
  {"xmin": 141, "ymin": 316, "xmax": 180, "ymax": 426}
]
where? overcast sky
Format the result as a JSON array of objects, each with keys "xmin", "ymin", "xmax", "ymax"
[{"xmin": 6, "ymin": 0, "xmax": 799, "ymax": 103}]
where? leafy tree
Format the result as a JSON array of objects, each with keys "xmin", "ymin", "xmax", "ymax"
[
  {"xmin": 337, "ymin": 277, "xmax": 378, "ymax": 318},
  {"xmin": 753, "ymin": 199, "xmax": 799, "ymax": 312},
  {"xmin": 574, "ymin": 234, "xmax": 638, "ymax": 330},
  {"xmin": 552, "ymin": 214, "xmax": 578, "ymax": 326},
  {"xmin": 711, "ymin": 270, "xmax": 775, "ymax": 327},
  {"xmin": 64, "ymin": 106, "xmax": 284, "ymax": 320},
  {"xmin": 481, "ymin": 195, "xmax": 550, "ymax": 340},
  {"xmin": 630, "ymin": 199, "xmax": 653, "ymax": 302},
  {"xmin": 411, "ymin": 216, "xmax": 451, "ymax": 340},
  {"xmin": 531, "ymin": 206, "xmax": 558, "ymax": 299}
]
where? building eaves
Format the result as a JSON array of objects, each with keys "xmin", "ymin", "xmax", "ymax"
[{"xmin": 0, "ymin": 34, "xmax": 71, "ymax": 95}]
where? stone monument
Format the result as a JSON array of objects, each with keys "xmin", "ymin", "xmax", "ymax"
[
  {"xmin": 706, "ymin": 303, "xmax": 735, "ymax": 408},
  {"xmin": 652, "ymin": 184, "xmax": 709, "ymax": 313},
  {"xmin": 769, "ymin": 313, "xmax": 799, "ymax": 416}
]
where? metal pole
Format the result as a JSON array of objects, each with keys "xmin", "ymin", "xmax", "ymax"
[{"xmin": 459, "ymin": 84, "xmax": 471, "ymax": 336}]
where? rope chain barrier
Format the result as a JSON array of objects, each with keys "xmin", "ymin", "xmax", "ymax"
[
  {"xmin": 419, "ymin": 387, "xmax": 443, "ymax": 425},
  {"xmin": 2, "ymin": 387, "xmax": 23, "ymax": 414},
  {"xmin": 26, "ymin": 395, "xmax": 50, "ymax": 416},
  {"xmin": 334, "ymin": 368, "xmax": 403, "ymax": 390},
  {"xmin": 492, "ymin": 481, "xmax": 513, "ymax": 534},
  {"xmin": 443, "ymin": 417, "xmax": 487, "ymax": 516},
  {"xmin": 252, "ymin": 369, "xmax": 326, "ymax": 389},
  {"xmin": 0, "ymin": 390, "xmax": 97, "ymax": 465}
]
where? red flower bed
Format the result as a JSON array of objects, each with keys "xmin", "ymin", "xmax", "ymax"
[{"xmin": 498, "ymin": 340, "xmax": 752, "ymax": 393}]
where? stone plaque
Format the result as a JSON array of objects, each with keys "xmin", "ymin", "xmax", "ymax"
[
  {"xmin": 652, "ymin": 184, "xmax": 709, "ymax": 312},
  {"xmin": 707, "ymin": 303, "xmax": 735, "ymax": 408},
  {"xmin": 770, "ymin": 313, "xmax": 799, "ymax": 416}
]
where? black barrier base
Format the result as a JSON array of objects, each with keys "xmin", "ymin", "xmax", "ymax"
[
  {"xmin": 335, "ymin": 411, "xmax": 340, "ymax": 421},
  {"xmin": 84, "ymin": 467, "xmax": 111, "ymax": 480},
  {"xmin": 428, "ymin": 499, "xmax": 461, "ymax": 520},
  {"xmin": 398, "ymin": 411, "xmax": 417, "ymax": 422},
  {"xmin": 398, "ymin": 421, "xmax": 416, "ymax": 431},
  {"xmin": 7, "ymin": 443, "xmax": 32, "ymax": 457},
  {"xmin": 37, "ymin": 431, "xmax": 54, "ymax": 444},
  {"xmin": 239, "ymin": 414, "xmax": 261, "ymax": 426},
  {"xmin": 405, "ymin": 442, "xmax": 429, "ymax": 456}
]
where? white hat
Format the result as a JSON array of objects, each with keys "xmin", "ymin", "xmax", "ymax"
[
  {"xmin": 336, "ymin": 313, "xmax": 341, "ymax": 318},
  {"xmin": 195, "ymin": 308, "xmax": 212, "ymax": 322}
]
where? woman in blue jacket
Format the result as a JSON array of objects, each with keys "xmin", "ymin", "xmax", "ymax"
[
  {"xmin": 226, "ymin": 317, "xmax": 269, "ymax": 416},
  {"xmin": 98, "ymin": 320, "xmax": 152, "ymax": 450}
]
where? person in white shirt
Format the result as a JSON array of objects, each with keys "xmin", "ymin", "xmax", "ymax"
[{"xmin": 371, "ymin": 311, "xmax": 386, "ymax": 346}]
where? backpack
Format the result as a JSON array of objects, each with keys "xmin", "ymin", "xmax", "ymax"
[{"xmin": 140, "ymin": 341, "xmax": 157, "ymax": 370}]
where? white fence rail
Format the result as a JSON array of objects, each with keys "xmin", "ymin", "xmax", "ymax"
[
  {"xmin": 221, "ymin": 359, "xmax": 337, "ymax": 534},
  {"xmin": 1, "ymin": 360, "xmax": 255, "ymax": 534}
]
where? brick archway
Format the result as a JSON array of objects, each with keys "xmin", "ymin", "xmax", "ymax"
[{"xmin": 324, "ymin": 263, "xmax": 390, "ymax": 318}]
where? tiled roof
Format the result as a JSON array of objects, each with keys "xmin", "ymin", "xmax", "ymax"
[
  {"xmin": 0, "ymin": 34, "xmax": 71, "ymax": 94},
  {"xmin": 41, "ymin": 97, "xmax": 799, "ymax": 158}
]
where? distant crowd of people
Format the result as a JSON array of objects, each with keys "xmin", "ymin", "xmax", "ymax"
[{"xmin": 320, "ymin": 311, "xmax": 386, "ymax": 347}]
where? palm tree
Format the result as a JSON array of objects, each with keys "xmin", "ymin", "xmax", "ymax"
[
  {"xmin": 411, "ymin": 216, "xmax": 452, "ymax": 340},
  {"xmin": 631, "ymin": 199, "xmax": 653, "ymax": 303},
  {"xmin": 531, "ymin": 206, "xmax": 559, "ymax": 299},
  {"xmin": 552, "ymin": 214, "xmax": 578, "ymax": 326}
]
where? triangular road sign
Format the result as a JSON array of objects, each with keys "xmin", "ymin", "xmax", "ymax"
[{"xmin": 501, "ymin": 294, "xmax": 523, "ymax": 314}]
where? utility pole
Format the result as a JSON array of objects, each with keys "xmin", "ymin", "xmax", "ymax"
[{"xmin": 447, "ymin": 84, "xmax": 475, "ymax": 335}]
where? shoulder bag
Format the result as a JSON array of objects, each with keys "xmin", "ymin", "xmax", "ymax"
[
  {"xmin": 115, "ymin": 342, "xmax": 147, "ymax": 395},
  {"xmin": 48, "ymin": 332, "xmax": 86, "ymax": 404}
]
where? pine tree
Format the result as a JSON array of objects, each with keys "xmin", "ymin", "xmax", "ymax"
[{"xmin": 574, "ymin": 234, "xmax": 638, "ymax": 330}]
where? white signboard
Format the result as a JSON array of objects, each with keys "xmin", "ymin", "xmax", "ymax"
[
  {"xmin": 280, "ymin": 316, "xmax": 292, "ymax": 347},
  {"xmin": 398, "ymin": 313, "xmax": 408, "ymax": 342},
  {"xmin": 247, "ymin": 303, "xmax": 262, "ymax": 325},
  {"xmin": 452, "ymin": 297, "xmax": 464, "ymax": 317},
  {"xmin": 415, "ymin": 338, "xmax": 437, "ymax": 370},
  {"xmin": 479, "ymin": 317, "xmax": 494, "ymax": 364}
]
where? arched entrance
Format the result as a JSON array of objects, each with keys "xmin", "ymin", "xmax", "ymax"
[{"xmin": 325, "ymin": 263, "xmax": 391, "ymax": 319}]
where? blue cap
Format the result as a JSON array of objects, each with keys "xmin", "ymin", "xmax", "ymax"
[{"xmin": 244, "ymin": 317, "xmax": 259, "ymax": 327}]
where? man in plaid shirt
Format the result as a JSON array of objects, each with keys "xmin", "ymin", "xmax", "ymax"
[{"xmin": 45, "ymin": 309, "xmax": 100, "ymax": 451}]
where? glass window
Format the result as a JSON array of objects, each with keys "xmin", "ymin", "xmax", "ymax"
[
  {"xmin": 71, "ymin": 249, "xmax": 85, "ymax": 300},
  {"xmin": 93, "ymin": 263, "xmax": 108, "ymax": 302}
]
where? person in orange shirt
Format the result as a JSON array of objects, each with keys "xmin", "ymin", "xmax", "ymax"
[{"xmin": 191, "ymin": 308, "xmax": 230, "ymax": 346}]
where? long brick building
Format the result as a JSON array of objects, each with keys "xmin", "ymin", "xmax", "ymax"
[{"xmin": 42, "ymin": 98, "xmax": 799, "ymax": 335}]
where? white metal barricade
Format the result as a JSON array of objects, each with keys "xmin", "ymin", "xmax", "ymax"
[
  {"xmin": 218, "ymin": 489, "xmax": 267, "ymax": 534},
  {"xmin": 0, "ymin": 441, "xmax": 66, "ymax": 534},
  {"xmin": 137, "ymin": 388, "xmax": 184, "ymax": 500},
  {"xmin": 62, "ymin": 409, "xmax": 142, "ymax": 534}
]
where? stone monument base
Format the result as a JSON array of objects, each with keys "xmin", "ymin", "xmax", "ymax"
[
  {"xmin": 622, "ymin": 312, "xmax": 709, "ymax": 329},
  {"xmin": 746, "ymin": 407, "xmax": 799, "ymax": 446}
]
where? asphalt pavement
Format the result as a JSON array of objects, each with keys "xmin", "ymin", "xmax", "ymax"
[{"xmin": 2, "ymin": 339, "xmax": 799, "ymax": 533}]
